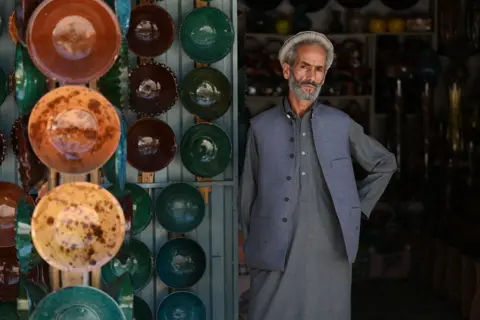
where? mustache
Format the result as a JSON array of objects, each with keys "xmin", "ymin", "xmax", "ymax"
[{"xmin": 297, "ymin": 80, "xmax": 321, "ymax": 87}]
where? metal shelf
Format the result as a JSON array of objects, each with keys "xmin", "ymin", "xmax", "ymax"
[{"xmin": 246, "ymin": 32, "xmax": 434, "ymax": 41}]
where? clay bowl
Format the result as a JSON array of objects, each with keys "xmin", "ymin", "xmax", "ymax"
[
  {"xmin": 157, "ymin": 291, "xmax": 206, "ymax": 320},
  {"xmin": 28, "ymin": 86, "xmax": 121, "ymax": 174},
  {"xmin": 8, "ymin": 11, "xmax": 19, "ymax": 44},
  {"xmin": 129, "ymin": 61, "xmax": 178, "ymax": 117},
  {"xmin": 31, "ymin": 182, "xmax": 125, "ymax": 272},
  {"xmin": 26, "ymin": 0, "xmax": 121, "ymax": 84},
  {"xmin": 126, "ymin": 118, "xmax": 176, "ymax": 172},
  {"xmin": 0, "ymin": 182, "xmax": 35, "ymax": 248},
  {"xmin": 155, "ymin": 238, "xmax": 206, "ymax": 289},
  {"xmin": 126, "ymin": 3, "xmax": 174, "ymax": 58}
]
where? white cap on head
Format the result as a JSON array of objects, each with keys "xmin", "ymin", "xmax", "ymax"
[{"xmin": 278, "ymin": 31, "xmax": 334, "ymax": 69}]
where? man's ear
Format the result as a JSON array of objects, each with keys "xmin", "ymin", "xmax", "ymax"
[{"xmin": 282, "ymin": 63, "xmax": 290, "ymax": 80}]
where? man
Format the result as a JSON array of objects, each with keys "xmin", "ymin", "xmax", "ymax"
[{"xmin": 239, "ymin": 31, "xmax": 397, "ymax": 320}]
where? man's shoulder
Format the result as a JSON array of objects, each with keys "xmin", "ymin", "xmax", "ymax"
[
  {"xmin": 316, "ymin": 103, "xmax": 350, "ymax": 119},
  {"xmin": 250, "ymin": 105, "xmax": 283, "ymax": 125}
]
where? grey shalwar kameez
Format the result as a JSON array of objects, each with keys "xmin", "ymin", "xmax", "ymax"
[{"xmin": 240, "ymin": 103, "xmax": 396, "ymax": 320}]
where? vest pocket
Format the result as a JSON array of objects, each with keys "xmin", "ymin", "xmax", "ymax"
[{"xmin": 332, "ymin": 157, "xmax": 351, "ymax": 168}]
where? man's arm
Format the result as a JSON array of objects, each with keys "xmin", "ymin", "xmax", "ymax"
[
  {"xmin": 238, "ymin": 129, "xmax": 258, "ymax": 238},
  {"xmin": 349, "ymin": 119, "xmax": 397, "ymax": 218}
]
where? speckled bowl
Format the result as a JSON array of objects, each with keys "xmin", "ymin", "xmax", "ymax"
[
  {"xmin": 31, "ymin": 182, "xmax": 125, "ymax": 272},
  {"xmin": 27, "ymin": 86, "xmax": 121, "ymax": 174}
]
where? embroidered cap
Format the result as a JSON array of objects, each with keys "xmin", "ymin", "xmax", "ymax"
[{"xmin": 278, "ymin": 31, "xmax": 334, "ymax": 69}]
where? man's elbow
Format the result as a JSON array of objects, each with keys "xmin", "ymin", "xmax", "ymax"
[{"xmin": 385, "ymin": 152, "xmax": 397, "ymax": 173}]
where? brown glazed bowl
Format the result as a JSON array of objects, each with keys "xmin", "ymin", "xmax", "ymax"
[
  {"xmin": 126, "ymin": 3, "xmax": 174, "ymax": 58},
  {"xmin": 28, "ymin": 86, "xmax": 121, "ymax": 174},
  {"xmin": 31, "ymin": 182, "xmax": 125, "ymax": 272},
  {"xmin": 127, "ymin": 118, "xmax": 176, "ymax": 172},
  {"xmin": 129, "ymin": 61, "xmax": 178, "ymax": 117},
  {"xmin": 8, "ymin": 11, "xmax": 19, "ymax": 44},
  {"xmin": 26, "ymin": 0, "xmax": 121, "ymax": 84},
  {"xmin": 0, "ymin": 182, "xmax": 35, "ymax": 248}
]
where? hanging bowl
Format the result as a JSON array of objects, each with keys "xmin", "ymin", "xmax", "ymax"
[
  {"xmin": 126, "ymin": 118, "xmax": 176, "ymax": 172},
  {"xmin": 28, "ymin": 86, "xmax": 121, "ymax": 174},
  {"xmin": 26, "ymin": 0, "xmax": 121, "ymax": 84},
  {"xmin": 31, "ymin": 182, "xmax": 125, "ymax": 272},
  {"xmin": 179, "ymin": 7, "xmax": 234, "ymax": 64},
  {"xmin": 180, "ymin": 67, "xmax": 232, "ymax": 121},
  {"xmin": 157, "ymin": 291, "xmax": 206, "ymax": 320}
]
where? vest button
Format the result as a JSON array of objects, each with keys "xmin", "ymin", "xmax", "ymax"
[
  {"xmin": 286, "ymin": 176, "xmax": 291, "ymax": 180},
  {"xmin": 282, "ymin": 218, "xmax": 288, "ymax": 222},
  {"xmin": 284, "ymin": 197, "xmax": 289, "ymax": 202},
  {"xmin": 289, "ymin": 137, "xmax": 294, "ymax": 142},
  {"xmin": 289, "ymin": 154, "xmax": 294, "ymax": 158}
]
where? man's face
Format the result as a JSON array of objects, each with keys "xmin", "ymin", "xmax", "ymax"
[{"xmin": 282, "ymin": 44, "xmax": 327, "ymax": 101}]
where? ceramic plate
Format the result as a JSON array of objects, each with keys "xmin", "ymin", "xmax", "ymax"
[
  {"xmin": 157, "ymin": 291, "xmax": 206, "ymax": 320},
  {"xmin": 0, "ymin": 131, "xmax": 6, "ymax": 166},
  {"xmin": 108, "ymin": 183, "xmax": 152, "ymax": 235},
  {"xmin": 31, "ymin": 182, "xmax": 125, "ymax": 272},
  {"xmin": 127, "ymin": 118, "xmax": 176, "ymax": 172},
  {"xmin": 129, "ymin": 62, "xmax": 178, "ymax": 117},
  {"xmin": 179, "ymin": 7, "xmax": 234, "ymax": 64},
  {"xmin": 14, "ymin": 43, "xmax": 47, "ymax": 116},
  {"xmin": 180, "ymin": 123, "xmax": 232, "ymax": 178},
  {"xmin": 155, "ymin": 238, "xmax": 206, "ymax": 289},
  {"xmin": 26, "ymin": 0, "xmax": 121, "ymax": 84},
  {"xmin": 28, "ymin": 86, "xmax": 121, "ymax": 174},
  {"xmin": 101, "ymin": 238, "xmax": 153, "ymax": 292},
  {"xmin": 102, "ymin": 110, "xmax": 127, "ymax": 190},
  {"xmin": 0, "ymin": 182, "xmax": 34, "ymax": 248},
  {"xmin": 180, "ymin": 67, "xmax": 232, "ymax": 121},
  {"xmin": 155, "ymin": 183, "xmax": 205, "ymax": 233},
  {"xmin": 30, "ymin": 286, "xmax": 126, "ymax": 320},
  {"xmin": 126, "ymin": 4, "xmax": 174, "ymax": 57}
]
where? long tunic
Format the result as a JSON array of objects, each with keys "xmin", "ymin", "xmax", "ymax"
[{"xmin": 239, "ymin": 105, "xmax": 397, "ymax": 320}]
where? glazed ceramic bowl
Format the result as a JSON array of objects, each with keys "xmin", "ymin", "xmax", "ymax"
[
  {"xmin": 129, "ymin": 61, "xmax": 178, "ymax": 117},
  {"xmin": 0, "ymin": 182, "xmax": 35, "ymax": 248},
  {"xmin": 127, "ymin": 118, "xmax": 176, "ymax": 172},
  {"xmin": 107, "ymin": 273, "xmax": 133, "ymax": 320},
  {"xmin": 8, "ymin": 11, "xmax": 19, "ymax": 44},
  {"xmin": 126, "ymin": 4, "xmax": 174, "ymax": 57},
  {"xmin": 17, "ymin": 277, "xmax": 48, "ymax": 318},
  {"xmin": 0, "ymin": 131, "xmax": 6, "ymax": 166},
  {"xmin": 30, "ymin": 286, "xmax": 126, "ymax": 320},
  {"xmin": 26, "ymin": 0, "xmax": 121, "ymax": 84},
  {"xmin": 15, "ymin": 196, "xmax": 42, "ymax": 274},
  {"xmin": 31, "ymin": 182, "xmax": 125, "ymax": 272},
  {"xmin": 156, "ymin": 238, "xmax": 206, "ymax": 288},
  {"xmin": 180, "ymin": 67, "xmax": 232, "ymax": 121},
  {"xmin": 17, "ymin": 0, "xmax": 44, "ymax": 44},
  {"xmin": 14, "ymin": 43, "xmax": 47, "ymax": 116},
  {"xmin": 155, "ymin": 183, "xmax": 205, "ymax": 233},
  {"xmin": 180, "ymin": 123, "xmax": 232, "ymax": 178},
  {"xmin": 101, "ymin": 238, "xmax": 153, "ymax": 292},
  {"xmin": 104, "ymin": 0, "xmax": 131, "ymax": 36},
  {"xmin": 28, "ymin": 86, "xmax": 121, "ymax": 174},
  {"xmin": 179, "ymin": 7, "xmax": 234, "ymax": 64},
  {"xmin": 157, "ymin": 291, "xmax": 206, "ymax": 320},
  {"xmin": 107, "ymin": 183, "xmax": 152, "ymax": 235}
]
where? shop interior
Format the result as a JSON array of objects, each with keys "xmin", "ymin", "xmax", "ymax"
[{"xmin": 237, "ymin": 0, "xmax": 480, "ymax": 319}]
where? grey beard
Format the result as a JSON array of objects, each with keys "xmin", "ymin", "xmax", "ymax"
[{"xmin": 288, "ymin": 75, "xmax": 322, "ymax": 101}]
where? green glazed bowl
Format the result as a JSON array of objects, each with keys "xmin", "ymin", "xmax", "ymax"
[
  {"xmin": 14, "ymin": 42, "xmax": 47, "ymax": 116},
  {"xmin": 30, "ymin": 286, "xmax": 126, "ymax": 320},
  {"xmin": 156, "ymin": 291, "xmax": 206, "ymax": 320},
  {"xmin": 180, "ymin": 123, "xmax": 232, "ymax": 178},
  {"xmin": 108, "ymin": 183, "xmax": 152, "ymax": 235},
  {"xmin": 101, "ymin": 239, "xmax": 153, "ymax": 292},
  {"xmin": 179, "ymin": 7, "xmax": 234, "ymax": 64},
  {"xmin": 0, "ymin": 68, "xmax": 8, "ymax": 107},
  {"xmin": 105, "ymin": 273, "xmax": 133, "ymax": 320},
  {"xmin": 155, "ymin": 183, "xmax": 205, "ymax": 233},
  {"xmin": 180, "ymin": 67, "xmax": 232, "ymax": 121},
  {"xmin": 155, "ymin": 238, "xmax": 206, "ymax": 289},
  {"xmin": 134, "ymin": 296, "xmax": 152, "ymax": 320}
]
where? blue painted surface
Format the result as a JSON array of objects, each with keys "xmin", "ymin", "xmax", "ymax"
[{"xmin": 0, "ymin": 0, "xmax": 238, "ymax": 318}]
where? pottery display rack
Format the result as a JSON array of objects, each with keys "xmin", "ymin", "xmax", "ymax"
[{"xmin": 0, "ymin": 0, "xmax": 239, "ymax": 318}]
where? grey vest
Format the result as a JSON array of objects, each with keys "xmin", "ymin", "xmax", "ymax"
[{"xmin": 245, "ymin": 104, "xmax": 361, "ymax": 271}]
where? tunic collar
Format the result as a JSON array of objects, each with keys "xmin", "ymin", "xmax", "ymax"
[{"xmin": 282, "ymin": 96, "xmax": 320, "ymax": 119}]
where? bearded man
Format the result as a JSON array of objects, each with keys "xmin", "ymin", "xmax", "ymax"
[{"xmin": 239, "ymin": 31, "xmax": 397, "ymax": 319}]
